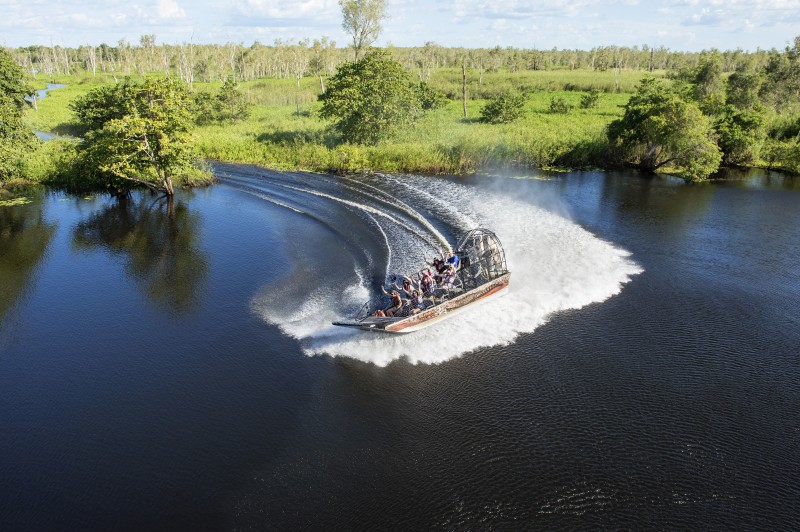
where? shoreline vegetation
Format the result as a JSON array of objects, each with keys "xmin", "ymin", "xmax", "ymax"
[{"xmin": 3, "ymin": 37, "xmax": 800, "ymax": 198}]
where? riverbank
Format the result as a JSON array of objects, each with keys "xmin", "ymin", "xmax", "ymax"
[{"xmin": 13, "ymin": 70, "xmax": 799, "ymax": 197}]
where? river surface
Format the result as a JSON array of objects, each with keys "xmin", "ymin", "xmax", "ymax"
[{"xmin": 1, "ymin": 166, "xmax": 799, "ymax": 530}]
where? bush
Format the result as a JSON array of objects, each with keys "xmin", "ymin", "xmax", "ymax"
[
  {"xmin": 580, "ymin": 89, "xmax": 601, "ymax": 109},
  {"xmin": 194, "ymin": 77, "xmax": 251, "ymax": 124},
  {"xmin": 414, "ymin": 81, "xmax": 449, "ymax": 111},
  {"xmin": 479, "ymin": 91, "xmax": 526, "ymax": 124},
  {"xmin": 549, "ymin": 96, "xmax": 572, "ymax": 114}
]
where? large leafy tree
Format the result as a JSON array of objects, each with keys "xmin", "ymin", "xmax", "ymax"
[
  {"xmin": 318, "ymin": 50, "xmax": 420, "ymax": 144},
  {"xmin": 714, "ymin": 105, "xmax": 766, "ymax": 166},
  {"xmin": 608, "ymin": 77, "xmax": 721, "ymax": 181},
  {"xmin": 72, "ymin": 77, "xmax": 199, "ymax": 196},
  {"xmin": 0, "ymin": 48, "xmax": 37, "ymax": 182}
]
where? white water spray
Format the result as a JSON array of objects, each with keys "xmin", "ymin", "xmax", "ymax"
[{"xmin": 252, "ymin": 174, "xmax": 642, "ymax": 366}]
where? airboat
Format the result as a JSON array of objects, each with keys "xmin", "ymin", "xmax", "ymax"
[{"xmin": 332, "ymin": 228, "xmax": 510, "ymax": 334}]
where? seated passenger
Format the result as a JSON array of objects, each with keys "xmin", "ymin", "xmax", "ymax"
[
  {"xmin": 420, "ymin": 269, "xmax": 436, "ymax": 295},
  {"xmin": 409, "ymin": 290, "xmax": 430, "ymax": 314},
  {"xmin": 380, "ymin": 287, "xmax": 404, "ymax": 317},
  {"xmin": 442, "ymin": 266, "xmax": 458, "ymax": 289},
  {"xmin": 394, "ymin": 275, "xmax": 417, "ymax": 298}
]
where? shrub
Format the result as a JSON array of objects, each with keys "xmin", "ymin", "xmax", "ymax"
[
  {"xmin": 479, "ymin": 91, "xmax": 526, "ymax": 124},
  {"xmin": 549, "ymin": 96, "xmax": 572, "ymax": 114},
  {"xmin": 414, "ymin": 81, "xmax": 449, "ymax": 111},
  {"xmin": 579, "ymin": 89, "xmax": 601, "ymax": 109}
]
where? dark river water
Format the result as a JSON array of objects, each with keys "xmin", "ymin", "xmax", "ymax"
[{"xmin": 1, "ymin": 165, "xmax": 799, "ymax": 530}]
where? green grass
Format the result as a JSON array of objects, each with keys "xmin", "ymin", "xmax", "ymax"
[
  {"xmin": 189, "ymin": 87, "xmax": 627, "ymax": 174},
  {"xmin": 21, "ymin": 70, "xmax": 634, "ymax": 177}
]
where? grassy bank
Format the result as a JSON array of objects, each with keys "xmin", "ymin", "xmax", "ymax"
[
  {"xmin": 21, "ymin": 68, "xmax": 799, "ymax": 181},
  {"xmin": 25, "ymin": 72, "xmax": 630, "ymax": 176},
  {"xmin": 193, "ymin": 72, "xmax": 637, "ymax": 174}
]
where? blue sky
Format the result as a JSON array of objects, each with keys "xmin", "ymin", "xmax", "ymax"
[{"xmin": 1, "ymin": 0, "xmax": 798, "ymax": 51}]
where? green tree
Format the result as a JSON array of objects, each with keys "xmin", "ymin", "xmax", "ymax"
[
  {"xmin": 691, "ymin": 52, "xmax": 724, "ymax": 103},
  {"xmin": 318, "ymin": 50, "xmax": 420, "ymax": 144},
  {"xmin": 70, "ymin": 77, "xmax": 135, "ymax": 134},
  {"xmin": 0, "ymin": 48, "xmax": 37, "ymax": 183},
  {"xmin": 479, "ymin": 91, "xmax": 526, "ymax": 123},
  {"xmin": 339, "ymin": 0, "xmax": 386, "ymax": 60},
  {"xmin": 760, "ymin": 35, "xmax": 800, "ymax": 110},
  {"xmin": 72, "ymin": 77, "xmax": 203, "ymax": 196},
  {"xmin": 726, "ymin": 66, "xmax": 763, "ymax": 111},
  {"xmin": 608, "ymin": 77, "xmax": 722, "ymax": 181},
  {"xmin": 194, "ymin": 76, "xmax": 251, "ymax": 124},
  {"xmin": 715, "ymin": 105, "xmax": 766, "ymax": 166}
]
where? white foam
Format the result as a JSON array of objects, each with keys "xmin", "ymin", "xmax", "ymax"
[{"xmin": 254, "ymin": 175, "xmax": 643, "ymax": 366}]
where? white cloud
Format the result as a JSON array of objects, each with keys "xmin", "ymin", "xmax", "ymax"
[
  {"xmin": 237, "ymin": 0, "xmax": 338, "ymax": 20},
  {"xmin": 156, "ymin": 0, "xmax": 185, "ymax": 20}
]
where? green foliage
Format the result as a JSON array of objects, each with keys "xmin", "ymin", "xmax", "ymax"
[
  {"xmin": 726, "ymin": 67, "xmax": 763, "ymax": 110},
  {"xmin": 339, "ymin": 0, "xmax": 386, "ymax": 60},
  {"xmin": 580, "ymin": 89, "xmax": 601, "ymax": 109},
  {"xmin": 479, "ymin": 91, "xmax": 526, "ymax": 123},
  {"xmin": 767, "ymin": 113, "xmax": 800, "ymax": 141},
  {"xmin": 549, "ymin": 96, "xmax": 572, "ymax": 114},
  {"xmin": 194, "ymin": 77, "xmax": 251, "ymax": 124},
  {"xmin": 0, "ymin": 48, "xmax": 34, "ymax": 107},
  {"xmin": 318, "ymin": 49, "xmax": 421, "ymax": 143},
  {"xmin": 414, "ymin": 81, "xmax": 448, "ymax": 111},
  {"xmin": 760, "ymin": 35, "xmax": 800, "ymax": 111},
  {"xmin": 692, "ymin": 52, "xmax": 724, "ymax": 102},
  {"xmin": 762, "ymin": 138, "xmax": 800, "ymax": 174},
  {"xmin": 0, "ymin": 48, "xmax": 37, "ymax": 183},
  {"xmin": 71, "ymin": 77, "xmax": 209, "ymax": 195},
  {"xmin": 608, "ymin": 77, "xmax": 722, "ymax": 180},
  {"xmin": 70, "ymin": 78, "xmax": 134, "ymax": 135},
  {"xmin": 715, "ymin": 105, "xmax": 766, "ymax": 166}
]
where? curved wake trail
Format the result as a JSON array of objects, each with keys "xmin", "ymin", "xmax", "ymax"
[{"xmin": 227, "ymin": 167, "xmax": 642, "ymax": 366}]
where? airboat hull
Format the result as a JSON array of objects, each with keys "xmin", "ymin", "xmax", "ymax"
[{"xmin": 333, "ymin": 273, "xmax": 510, "ymax": 334}]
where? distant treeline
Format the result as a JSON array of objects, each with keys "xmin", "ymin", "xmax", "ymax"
[{"xmin": 6, "ymin": 36, "xmax": 791, "ymax": 86}]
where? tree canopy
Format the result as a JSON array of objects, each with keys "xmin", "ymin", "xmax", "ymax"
[
  {"xmin": 318, "ymin": 50, "xmax": 421, "ymax": 144},
  {"xmin": 0, "ymin": 48, "xmax": 36, "ymax": 182},
  {"xmin": 71, "ymin": 77, "xmax": 204, "ymax": 196},
  {"xmin": 608, "ymin": 77, "xmax": 722, "ymax": 180}
]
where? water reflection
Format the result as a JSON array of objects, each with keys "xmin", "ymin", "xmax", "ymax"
[
  {"xmin": 596, "ymin": 172, "xmax": 716, "ymax": 225},
  {"xmin": 717, "ymin": 168, "xmax": 800, "ymax": 190},
  {"xmin": 72, "ymin": 196, "xmax": 208, "ymax": 312},
  {"xmin": 0, "ymin": 197, "xmax": 57, "ymax": 324}
]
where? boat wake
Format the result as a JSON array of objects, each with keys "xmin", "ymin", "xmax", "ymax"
[{"xmin": 216, "ymin": 164, "xmax": 643, "ymax": 366}]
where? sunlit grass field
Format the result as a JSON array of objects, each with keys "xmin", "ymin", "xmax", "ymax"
[{"xmin": 25, "ymin": 69, "xmax": 641, "ymax": 175}]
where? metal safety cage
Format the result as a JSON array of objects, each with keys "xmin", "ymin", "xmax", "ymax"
[{"xmin": 455, "ymin": 228, "xmax": 509, "ymax": 289}]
